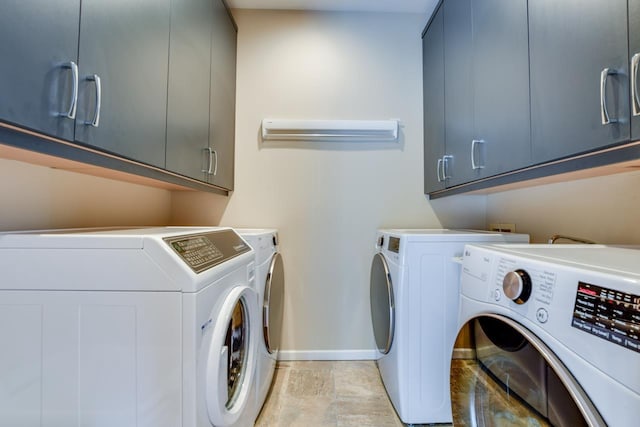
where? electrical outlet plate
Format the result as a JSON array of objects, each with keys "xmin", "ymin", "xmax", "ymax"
[{"xmin": 489, "ymin": 223, "xmax": 516, "ymax": 233}]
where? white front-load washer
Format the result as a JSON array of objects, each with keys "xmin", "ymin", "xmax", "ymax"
[
  {"xmin": 457, "ymin": 244, "xmax": 640, "ymax": 426},
  {"xmin": 369, "ymin": 229, "xmax": 529, "ymax": 424},
  {"xmin": 0, "ymin": 227, "xmax": 260, "ymax": 427},
  {"xmin": 236, "ymin": 229, "xmax": 285, "ymax": 418}
]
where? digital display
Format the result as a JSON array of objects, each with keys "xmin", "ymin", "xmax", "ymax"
[
  {"xmin": 388, "ymin": 237, "xmax": 400, "ymax": 254},
  {"xmin": 572, "ymin": 281, "xmax": 640, "ymax": 353}
]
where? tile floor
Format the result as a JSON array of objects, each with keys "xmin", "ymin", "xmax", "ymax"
[
  {"xmin": 254, "ymin": 359, "xmax": 548, "ymax": 427},
  {"xmin": 254, "ymin": 360, "xmax": 406, "ymax": 427}
]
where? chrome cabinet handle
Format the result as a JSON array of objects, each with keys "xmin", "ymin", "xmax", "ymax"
[
  {"xmin": 212, "ymin": 149, "xmax": 218, "ymax": 176},
  {"xmin": 442, "ymin": 155, "xmax": 453, "ymax": 179},
  {"xmin": 632, "ymin": 53, "xmax": 640, "ymax": 117},
  {"xmin": 436, "ymin": 158, "xmax": 444, "ymax": 182},
  {"xmin": 201, "ymin": 147, "xmax": 214, "ymax": 174},
  {"xmin": 59, "ymin": 61, "xmax": 78, "ymax": 119},
  {"xmin": 471, "ymin": 139, "xmax": 485, "ymax": 170},
  {"xmin": 600, "ymin": 68, "xmax": 618, "ymax": 125},
  {"xmin": 85, "ymin": 74, "xmax": 101, "ymax": 127}
]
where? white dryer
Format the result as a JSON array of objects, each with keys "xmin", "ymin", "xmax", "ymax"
[
  {"xmin": 0, "ymin": 227, "xmax": 260, "ymax": 427},
  {"xmin": 369, "ymin": 229, "xmax": 528, "ymax": 424},
  {"xmin": 458, "ymin": 244, "xmax": 640, "ymax": 426},
  {"xmin": 236, "ymin": 229, "xmax": 285, "ymax": 418}
]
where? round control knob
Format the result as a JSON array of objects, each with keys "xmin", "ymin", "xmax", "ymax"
[{"xmin": 503, "ymin": 269, "xmax": 532, "ymax": 304}]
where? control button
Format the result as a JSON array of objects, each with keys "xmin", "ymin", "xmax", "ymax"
[
  {"xmin": 503, "ymin": 269, "xmax": 532, "ymax": 304},
  {"xmin": 536, "ymin": 308, "xmax": 549, "ymax": 323},
  {"xmin": 493, "ymin": 289, "xmax": 501, "ymax": 301}
]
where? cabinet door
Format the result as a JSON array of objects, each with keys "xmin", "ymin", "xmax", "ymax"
[
  {"xmin": 166, "ymin": 0, "xmax": 213, "ymax": 180},
  {"xmin": 529, "ymin": 0, "xmax": 629, "ymax": 163},
  {"xmin": 443, "ymin": 0, "xmax": 474, "ymax": 186},
  {"xmin": 472, "ymin": 0, "xmax": 530, "ymax": 177},
  {"xmin": 208, "ymin": 0, "xmax": 238, "ymax": 191},
  {"xmin": 630, "ymin": 0, "xmax": 640, "ymax": 139},
  {"xmin": 75, "ymin": 0, "xmax": 171, "ymax": 168},
  {"xmin": 0, "ymin": 0, "xmax": 80, "ymax": 141},
  {"xmin": 423, "ymin": 6, "xmax": 446, "ymax": 194}
]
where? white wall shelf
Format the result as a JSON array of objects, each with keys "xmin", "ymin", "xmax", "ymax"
[{"xmin": 261, "ymin": 119, "xmax": 399, "ymax": 142}]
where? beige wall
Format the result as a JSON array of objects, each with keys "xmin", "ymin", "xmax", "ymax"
[
  {"xmin": 0, "ymin": 159, "xmax": 172, "ymax": 230},
  {"xmin": 172, "ymin": 9, "xmax": 486, "ymax": 358},
  {"xmin": 486, "ymin": 170, "xmax": 640, "ymax": 244},
  {"xmin": 6, "ymin": 7, "xmax": 637, "ymax": 358}
]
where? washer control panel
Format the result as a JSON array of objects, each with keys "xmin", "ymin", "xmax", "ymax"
[
  {"xmin": 485, "ymin": 256, "xmax": 558, "ymax": 320},
  {"xmin": 572, "ymin": 282, "xmax": 640, "ymax": 353},
  {"xmin": 165, "ymin": 230, "xmax": 251, "ymax": 273}
]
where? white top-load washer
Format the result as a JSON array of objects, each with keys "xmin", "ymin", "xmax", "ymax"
[
  {"xmin": 369, "ymin": 229, "xmax": 529, "ymax": 424},
  {"xmin": 235, "ymin": 229, "xmax": 285, "ymax": 419},
  {"xmin": 0, "ymin": 227, "xmax": 260, "ymax": 427},
  {"xmin": 459, "ymin": 244, "xmax": 640, "ymax": 426}
]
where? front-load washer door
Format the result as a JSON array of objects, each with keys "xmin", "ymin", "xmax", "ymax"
[
  {"xmin": 370, "ymin": 253, "xmax": 395, "ymax": 354},
  {"xmin": 203, "ymin": 285, "xmax": 258, "ymax": 427},
  {"xmin": 451, "ymin": 315, "xmax": 604, "ymax": 427},
  {"xmin": 474, "ymin": 316, "xmax": 548, "ymax": 417},
  {"xmin": 263, "ymin": 252, "xmax": 285, "ymax": 355}
]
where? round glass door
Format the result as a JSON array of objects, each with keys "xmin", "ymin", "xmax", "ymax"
[
  {"xmin": 204, "ymin": 285, "xmax": 257, "ymax": 427},
  {"xmin": 451, "ymin": 315, "xmax": 604, "ymax": 427},
  {"xmin": 264, "ymin": 252, "xmax": 285, "ymax": 354},
  {"xmin": 225, "ymin": 299, "xmax": 248, "ymax": 408},
  {"xmin": 370, "ymin": 253, "xmax": 394, "ymax": 354}
]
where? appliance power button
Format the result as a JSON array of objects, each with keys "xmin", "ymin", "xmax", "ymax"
[{"xmin": 536, "ymin": 307, "xmax": 549, "ymax": 323}]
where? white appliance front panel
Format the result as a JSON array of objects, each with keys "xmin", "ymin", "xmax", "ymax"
[{"xmin": 0, "ymin": 290, "xmax": 182, "ymax": 427}]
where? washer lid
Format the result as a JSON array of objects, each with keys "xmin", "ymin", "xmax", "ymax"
[
  {"xmin": 0, "ymin": 227, "xmax": 254, "ymax": 292},
  {"xmin": 0, "ymin": 227, "xmax": 227, "ymax": 249},
  {"xmin": 379, "ymin": 228, "xmax": 529, "ymax": 243},
  {"xmin": 471, "ymin": 244, "xmax": 640, "ymax": 279}
]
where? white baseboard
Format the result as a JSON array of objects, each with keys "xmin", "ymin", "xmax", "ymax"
[
  {"xmin": 278, "ymin": 349, "xmax": 379, "ymax": 361},
  {"xmin": 452, "ymin": 348, "xmax": 476, "ymax": 360}
]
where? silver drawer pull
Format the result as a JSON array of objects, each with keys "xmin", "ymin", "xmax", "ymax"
[
  {"xmin": 600, "ymin": 68, "xmax": 618, "ymax": 125},
  {"xmin": 212, "ymin": 149, "xmax": 218, "ymax": 176},
  {"xmin": 59, "ymin": 61, "xmax": 78, "ymax": 120},
  {"xmin": 632, "ymin": 53, "xmax": 640, "ymax": 117},
  {"xmin": 437, "ymin": 158, "xmax": 444, "ymax": 182},
  {"xmin": 471, "ymin": 139, "xmax": 485, "ymax": 170},
  {"xmin": 202, "ymin": 147, "xmax": 214, "ymax": 174},
  {"xmin": 443, "ymin": 155, "xmax": 453, "ymax": 179},
  {"xmin": 85, "ymin": 74, "xmax": 101, "ymax": 127}
]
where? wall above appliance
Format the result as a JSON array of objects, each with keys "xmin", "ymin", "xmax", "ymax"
[{"xmin": 261, "ymin": 119, "xmax": 399, "ymax": 142}]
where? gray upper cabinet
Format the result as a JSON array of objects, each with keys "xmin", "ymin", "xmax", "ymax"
[
  {"xmin": 436, "ymin": 0, "xmax": 530, "ymax": 188},
  {"xmin": 208, "ymin": 0, "xmax": 238, "ymax": 191},
  {"xmin": 529, "ymin": 0, "xmax": 629, "ymax": 163},
  {"xmin": 423, "ymin": 6, "xmax": 446, "ymax": 193},
  {"xmin": 0, "ymin": 0, "xmax": 80, "ymax": 141},
  {"xmin": 0, "ymin": 0, "xmax": 236, "ymax": 195},
  {"xmin": 74, "ymin": 0, "xmax": 171, "ymax": 168},
  {"xmin": 443, "ymin": 0, "xmax": 474, "ymax": 187},
  {"xmin": 471, "ymin": 0, "xmax": 530, "ymax": 178},
  {"xmin": 630, "ymin": 0, "xmax": 640, "ymax": 139},
  {"xmin": 166, "ymin": 0, "xmax": 214, "ymax": 180}
]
